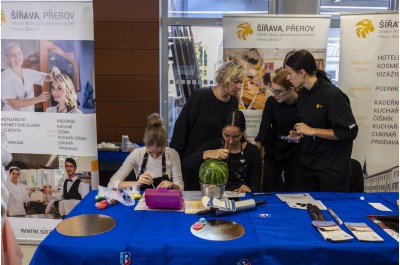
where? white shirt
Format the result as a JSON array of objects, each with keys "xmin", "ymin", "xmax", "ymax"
[
  {"xmin": 51, "ymin": 176, "xmax": 90, "ymax": 200},
  {"xmin": 46, "ymin": 105, "xmax": 83, "ymax": 114},
  {"xmin": 108, "ymin": 147, "xmax": 184, "ymax": 190},
  {"xmin": 5, "ymin": 180, "xmax": 30, "ymax": 216},
  {"xmin": 1, "ymin": 67, "xmax": 47, "ymax": 112}
]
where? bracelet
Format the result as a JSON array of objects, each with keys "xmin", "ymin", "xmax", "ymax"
[{"xmin": 312, "ymin": 128, "xmax": 316, "ymax": 136}]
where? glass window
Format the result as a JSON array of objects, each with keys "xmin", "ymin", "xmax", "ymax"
[
  {"xmin": 167, "ymin": 26, "xmax": 224, "ymax": 140},
  {"xmin": 320, "ymin": 0, "xmax": 390, "ymax": 17},
  {"xmin": 168, "ymin": 0, "xmax": 269, "ymax": 18}
]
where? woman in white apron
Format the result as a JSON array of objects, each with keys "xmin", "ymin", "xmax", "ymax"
[{"xmin": 5, "ymin": 167, "xmax": 33, "ymax": 216}]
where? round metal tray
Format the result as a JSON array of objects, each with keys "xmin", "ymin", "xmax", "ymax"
[
  {"xmin": 56, "ymin": 214, "xmax": 116, "ymax": 237},
  {"xmin": 190, "ymin": 219, "xmax": 245, "ymax": 241}
]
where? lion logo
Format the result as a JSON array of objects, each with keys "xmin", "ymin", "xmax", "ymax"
[
  {"xmin": 355, "ymin": 19, "xmax": 375, "ymax": 38},
  {"xmin": 236, "ymin": 22, "xmax": 253, "ymax": 40},
  {"xmin": 1, "ymin": 10, "xmax": 6, "ymax": 25}
]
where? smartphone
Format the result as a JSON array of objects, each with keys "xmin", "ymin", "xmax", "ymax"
[{"xmin": 278, "ymin": 135, "xmax": 300, "ymax": 143}]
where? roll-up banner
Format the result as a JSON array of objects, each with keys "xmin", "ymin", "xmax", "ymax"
[
  {"xmin": 223, "ymin": 15, "xmax": 331, "ymax": 140},
  {"xmin": 340, "ymin": 12, "xmax": 399, "ymax": 192},
  {"xmin": 1, "ymin": 0, "xmax": 97, "ymax": 243}
]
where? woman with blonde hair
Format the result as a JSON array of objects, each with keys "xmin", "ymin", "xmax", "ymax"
[
  {"xmin": 108, "ymin": 113, "xmax": 184, "ymax": 191},
  {"xmin": 170, "ymin": 61, "xmax": 245, "ymax": 190},
  {"xmin": 46, "ymin": 74, "xmax": 82, "ymax": 114},
  {"xmin": 1, "ymin": 42, "xmax": 60, "ymax": 112},
  {"xmin": 255, "ymin": 70, "xmax": 301, "ymax": 192}
]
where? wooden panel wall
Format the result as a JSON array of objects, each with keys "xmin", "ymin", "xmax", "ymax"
[{"xmin": 93, "ymin": 0, "xmax": 159, "ymax": 143}]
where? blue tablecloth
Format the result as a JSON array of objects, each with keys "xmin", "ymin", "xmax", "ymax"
[{"xmin": 31, "ymin": 192, "xmax": 399, "ymax": 265}]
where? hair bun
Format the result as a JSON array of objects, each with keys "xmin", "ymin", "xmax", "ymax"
[{"xmin": 147, "ymin": 113, "xmax": 163, "ymax": 127}]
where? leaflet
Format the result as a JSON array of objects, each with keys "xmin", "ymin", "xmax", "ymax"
[
  {"xmin": 312, "ymin": 221, "xmax": 353, "ymax": 242},
  {"xmin": 276, "ymin": 193, "xmax": 326, "ymax": 210},
  {"xmin": 345, "ymin": 222, "xmax": 384, "ymax": 242}
]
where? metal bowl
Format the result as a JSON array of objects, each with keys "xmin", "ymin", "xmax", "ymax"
[{"xmin": 200, "ymin": 182, "xmax": 226, "ymax": 199}]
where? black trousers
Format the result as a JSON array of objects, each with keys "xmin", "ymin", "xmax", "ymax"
[
  {"xmin": 263, "ymin": 163, "xmax": 300, "ymax": 192},
  {"xmin": 296, "ymin": 167, "xmax": 350, "ymax": 192},
  {"xmin": 182, "ymin": 166, "xmax": 201, "ymax": 191}
]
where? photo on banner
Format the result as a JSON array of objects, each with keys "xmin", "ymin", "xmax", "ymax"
[
  {"xmin": 1, "ymin": 0, "xmax": 97, "ymax": 243},
  {"xmin": 223, "ymin": 15, "xmax": 331, "ymax": 140},
  {"xmin": 339, "ymin": 12, "xmax": 399, "ymax": 192}
]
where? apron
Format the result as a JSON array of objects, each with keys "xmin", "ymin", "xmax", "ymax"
[{"xmin": 137, "ymin": 152, "xmax": 170, "ymax": 190}]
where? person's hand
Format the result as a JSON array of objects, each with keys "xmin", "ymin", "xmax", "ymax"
[
  {"xmin": 137, "ymin": 172, "xmax": 153, "ymax": 186},
  {"xmin": 28, "ymin": 188, "xmax": 35, "ymax": 196},
  {"xmin": 41, "ymin": 187, "xmax": 52, "ymax": 195},
  {"xmin": 294, "ymin": 123, "xmax": 315, "ymax": 137},
  {"xmin": 37, "ymin": 91, "xmax": 51, "ymax": 102},
  {"xmin": 203, "ymin": 149, "xmax": 229, "ymax": 160},
  {"xmin": 234, "ymin": 184, "xmax": 251, "ymax": 193},
  {"xmin": 157, "ymin": 180, "xmax": 177, "ymax": 190},
  {"xmin": 49, "ymin": 67, "xmax": 60, "ymax": 80}
]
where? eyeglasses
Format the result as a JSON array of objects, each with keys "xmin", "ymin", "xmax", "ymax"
[{"xmin": 269, "ymin": 86, "xmax": 287, "ymax": 96}]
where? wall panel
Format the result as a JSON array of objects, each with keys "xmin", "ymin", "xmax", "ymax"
[
  {"xmin": 94, "ymin": 22, "xmax": 159, "ymax": 50},
  {"xmin": 93, "ymin": 0, "xmax": 159, "ymax": 22},
  {"xmin": 93, "ymin": 0, "xmax": 160, "ymax": 144},
  {"xmin": 95, "ymin": 76, "xmax": 159, "ymax": 102}
]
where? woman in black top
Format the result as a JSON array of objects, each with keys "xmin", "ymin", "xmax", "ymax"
[
  {"xmin": 285, "ymin": 49, "xmax": 358, "ymax": 192},
  {"xmin": 170, "ymin": 62, "xmax": 245, "ymax": 190},
  {"xmin": 255, "ymin": 70, "xmax": 301, "ymax": 192},
  {"xmin": 185, "ymin": 110, "xmax": 262, "ymax": 193}
]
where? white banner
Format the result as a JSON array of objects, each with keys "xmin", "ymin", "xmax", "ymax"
[
  {"xmin": 339, "ymin": 12, "xmax": 399, "ymax": 192},
  {"xmin": 223, "ymin": 15, "xmax": 330, "ymax": 141},
  {"xmin": 1, "ymin": 1, "xmax": 94, "ymax": 40},
  {"xmin": 2, "ymin": 0, "xmax": 97, "ymax": 243},
  {"xmin": 2, "ymin": 112, "xmax": 97, "ymax": 156}
]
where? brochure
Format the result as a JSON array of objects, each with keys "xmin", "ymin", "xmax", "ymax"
[
  {"xmin": 276, "ymin": 193, "xmax": 327, "ymax": 210},
  {"xmin": 345, "ymin": 222, "xmax": 384, "ymax": 242},
  {"xmin": 367, "ymin": 215, "xmax": 399, "ymax": 242},
  {"xmin": 312, "ymin": 221, "xmax": 353, "ymax": 242}
]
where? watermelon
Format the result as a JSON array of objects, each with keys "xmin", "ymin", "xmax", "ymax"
[{"xmin": 199, "ymin": 159, "xmax": 228, "ymax": 185}]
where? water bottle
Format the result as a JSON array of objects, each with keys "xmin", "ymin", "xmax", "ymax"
[{"xmin": 121, "ymin": 135, "xmax": 129, "ymax": 152}]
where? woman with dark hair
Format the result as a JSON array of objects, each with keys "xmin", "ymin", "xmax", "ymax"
[
  {"xmin": 170, "ymin": 62, "xmax": 245, "ymax": 190},
  {"xmin": 185, "ymin": 110, "xmax": 262, "ymax": 193},
  {"xmin": 108, "ymin": 113, "xmax": 184, "ymax": 191},
  {"xmin": 284, "ymin": 49, "xmax": 358, "ymax": 192},
  {"xmin": 255, "ymin": 70, "xmax": 301, "ymax": 192}
]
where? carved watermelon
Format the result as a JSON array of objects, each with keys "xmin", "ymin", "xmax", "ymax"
[{"xmin": 199, "ymin": 159, "xmax": 228, "ymax": 185}]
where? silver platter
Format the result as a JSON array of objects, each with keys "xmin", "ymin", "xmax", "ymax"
[
  {"xmin": 190, "ymin": 219, "xmax": 245, "ymax": 241},
  {"xmin": 56, "ymin": 214, "xmax": 116, "ymax": 237}
]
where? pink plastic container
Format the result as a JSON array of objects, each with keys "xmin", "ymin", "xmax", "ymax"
[{"xmin": 145, "ymin": 188, "xmax": 184, "ymax": 210}]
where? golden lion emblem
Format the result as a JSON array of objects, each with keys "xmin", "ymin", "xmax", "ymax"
[
  {"xmin": 236, "ymin": 22, "xmax": 253, "ymax": 40},
  {"xmin": 1, "ymin": 10, "xmax": 6, "ymax": 25},
  {"xmin": 355, "ymin": 19, "xmax": 375, "ymax": 38}
]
